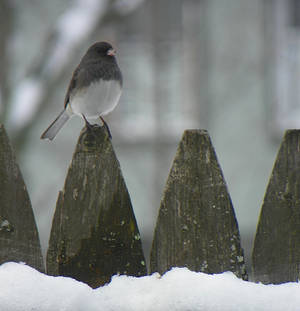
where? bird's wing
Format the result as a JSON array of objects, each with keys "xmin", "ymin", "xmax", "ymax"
[{"xmin": 64, "ymin": 66, "xmax": 80, "ymax": 108}]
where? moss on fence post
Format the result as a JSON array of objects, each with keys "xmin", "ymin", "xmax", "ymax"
[
  {"xmin": 252, "ymin": 130, "xmax": 300, "ymax": 284},
  {"xmin": 150, "ymin": 130, "xmax": 247, "ymax": 280},
  {"xmin": 46, "ymin": 125, "xmax": 147, "ymax": 288},
  {"xmin": 0, "ymin": 125, "xmax": 44, "ymax": 272}
]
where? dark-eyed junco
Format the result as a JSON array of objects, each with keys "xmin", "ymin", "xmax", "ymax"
[{"xmin": 41, "ymin": 41, "xmax": 122, "ymax": 140}]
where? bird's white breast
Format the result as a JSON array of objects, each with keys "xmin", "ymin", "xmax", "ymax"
[{"xmin": 69, "ymin": 80, "xmax": 122, "ymax": 119}]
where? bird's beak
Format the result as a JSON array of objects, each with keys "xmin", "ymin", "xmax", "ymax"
[{"xmin": 107, "ymin": 48, "xmax": 116, "ymax": 56}]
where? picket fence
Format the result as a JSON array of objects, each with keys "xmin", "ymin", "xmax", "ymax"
[{"xmin": 1, "ymin": 124, "xmax": 300, "ymax": 289}]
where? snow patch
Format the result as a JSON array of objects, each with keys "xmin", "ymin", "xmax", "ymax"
[{"xmin": 0, "ymin": 262, "xmax": 300, "ymax": 310}]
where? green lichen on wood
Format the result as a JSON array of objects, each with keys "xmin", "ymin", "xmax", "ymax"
[
  {"xmin": 46, "ymin": 125, "xmax": 146, "ymax": 288},
  {"xmin": 252, "ymin": 130, "xmax": 300, "ymax": 284},
  {"xmin": 0, "ymin": 124, "xmax": 44, "ymax": 272},
  {"xmin": 150, "ymin": 130, "xmax": 247, "ymax": 280}
]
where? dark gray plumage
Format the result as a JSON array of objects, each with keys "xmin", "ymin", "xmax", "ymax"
[{"xmin": 41, "ymin": 42, "xmax": 122, "ymax": 141}]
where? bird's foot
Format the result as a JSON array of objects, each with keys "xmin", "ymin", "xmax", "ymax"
[
  {"xmin": 82, "ymin": 114, "xmax": 98, "ymax": 139},
  {"xmin": 100, "ymin": 116, "xmax": 112, "ymax": 139}
]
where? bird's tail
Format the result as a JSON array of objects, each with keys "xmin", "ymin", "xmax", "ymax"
[{"xmin": 40, "ymin": 109, "xmax": 71, "ymax": 140}]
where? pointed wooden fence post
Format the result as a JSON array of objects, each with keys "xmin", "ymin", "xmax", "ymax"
[
  {"xmin": 46, "ymin": 126, "xmax": 147, "ymax": 288},
  {"xmin": 150, "ymin": 130, "xmax": 247, "ymax": 280},
  {"xmin": 0, "ymin": 125, "xmax": 44, "ymax": 272},
  {"xmin": 252, "ymin": 130, "xmax": 300, "ymax": 284}
]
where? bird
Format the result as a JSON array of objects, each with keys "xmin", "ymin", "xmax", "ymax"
[{"xmin": 41, "ymin": 41, "xmax": 122, "ymax": 140}]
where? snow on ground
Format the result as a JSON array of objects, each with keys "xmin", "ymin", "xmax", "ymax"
[{"xmin": 0, "ymin": 262, "xmax": 300, "ymax": 311}]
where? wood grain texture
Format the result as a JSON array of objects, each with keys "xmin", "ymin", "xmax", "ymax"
[
  {"xmin": 0, "ymin": 125, "xmax": 44, "ymax": 272},
  {"xmin": 46, "ymin": 125, "xmax": 146, "ymax": 288},
  {"xmin": 252, "ymin": 130, "xmax": 300, "ymax": 284},
  {"xmin": 150, "ymin": 130, "xmax": 247, "ymax": 280}
]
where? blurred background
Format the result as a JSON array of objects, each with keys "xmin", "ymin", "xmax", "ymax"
[{"xmin": 1, "ymin": 0, "xmax": 300, "ymax": 273}]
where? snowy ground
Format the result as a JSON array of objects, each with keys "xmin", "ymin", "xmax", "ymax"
[{"xmin": 1, "ymin": 262, "xmax": 300, "ymax": 311}]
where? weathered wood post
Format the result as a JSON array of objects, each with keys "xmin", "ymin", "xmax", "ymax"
[
  {"xmin": 46, "ymin": 126, "xmax": 147, "ymax": 288},
  {"xmin": 150, "ymin": 130, "xmax": 247, "ymax": 280},
  {"xmin": 0, "ymin": 125, "xmax": 44, "ymax": 272},
  {"xmin": 252, "ymin": 130, "xmax": 300, "ymax": 284}
]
